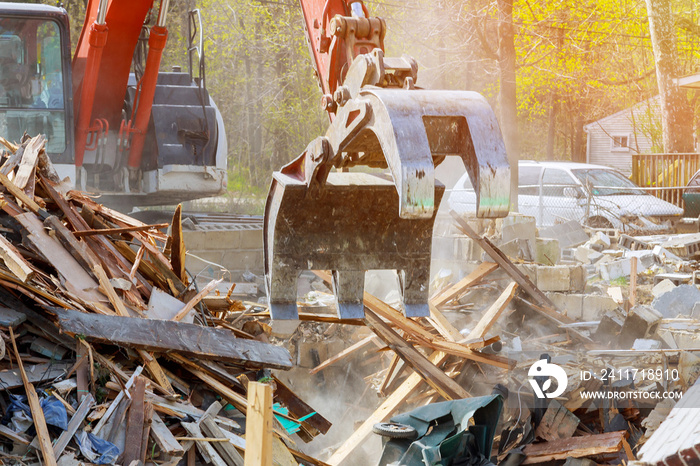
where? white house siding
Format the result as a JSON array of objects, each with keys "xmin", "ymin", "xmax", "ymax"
[{"xmin": 584, "ymin": 98, "xmax": 661, "ymax": 176}]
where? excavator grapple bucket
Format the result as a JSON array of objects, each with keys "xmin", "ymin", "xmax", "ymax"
[{"xmin": 264, "ymin": 86, "xmax": 510, "ymax": 321}]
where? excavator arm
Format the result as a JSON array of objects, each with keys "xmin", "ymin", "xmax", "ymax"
[{"xmin": 264, "ymin": 0, "xmax": 511, "ymax": 320}]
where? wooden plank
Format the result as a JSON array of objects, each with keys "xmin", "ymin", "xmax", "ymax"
[
  {"xmin": 364, "ymin": 309, "xmax": 470, "ymax": 400},
  {"xmin": 427, "ymin": 303, "xmax": 463, "ymax": 341},
  {"xmin": 0, "ymin": 172, "xmax": 44, "ymax": 215},
  {"xmin": 123, "ymin": 376, "xmax": 147, "ymax": 465},
  {"xmin": 181, "ymin": 422, "xmax": 227, "ymax": 466},
  {"xmin": 0, "ymin": 423, "xmax": 31, "ymax": 445},
  {"xmin": 327, "ymin": 280, "xmax": 518, "ymax": 466},
  {"xmin": 13, "ymin": 134, "xmax": 44, "ymax": 189},
  {"xmin": 201, "ymin": 417, "xmax": 245, "ymax": 466},
  {"xmin": 272, "ymin": 376, "xmax": 332, "ymax": 436},
  {"xmin": 450, "ymin": 212, "xmax": 592, "ymax": 344},
  {"xmin": 521, "ymin": 431, "xmax": 626, "ymax": 464},
  {"xmin": 93, "ymin": 366, "xmax": 144, "ymax": 437},
  {"xmin": 54, "ymin": 394, "xmax": 94, "ymax": 459},
  {"xmin": 431, "ymin": 261, "xmax": 499, "ymax": 308},
  {"xmin": 310, "ymin": 336, "xmax": 377, "ymax": 375},
  {"xmin": 244, "ymin": 382, "xmax": 273, "ymax": 466},
  {"xmin": 170, "ymin": 204, "xmax": 187, "ymax": 283},
  {"xmin": 51, "ymin": 307, "xmax": 292, "ymax": 369},
  {"xmin": 172, "ymin": 278, "xmax": 222, "ymax": 322},
  {"xmin": 138, "ymin": 350, "xmax": 176, "ymax": 396},
  {"xmin": 8, "ymin": 327, "xmax": 56, "ymax": 466},
  {"xmin": 151, "ymin": 412, "xmax": 185, "ymax": 456},
  {"xmin": 73, "ymin": 223, "xmax": 169, "ymax": 238},
  {"xmin": 0, "ymin": 233, "xmax": 34, "ymax": 282},
  {"xmin": 15, "ymin": 212, "xmax": 109, "ymax": 310}
]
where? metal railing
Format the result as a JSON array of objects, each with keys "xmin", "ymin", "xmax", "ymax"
[{"xmin": 631, "ymin": 153, "xmax": 700, "ymax": 208}]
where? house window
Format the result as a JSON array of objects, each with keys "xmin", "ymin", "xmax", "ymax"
[{"xmin": 611, "ymin": 134, "xmax": 630, "ymax": 152}]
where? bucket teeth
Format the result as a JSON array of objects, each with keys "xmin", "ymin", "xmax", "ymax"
[{"xmin": 332, "ymin": 270, "xmax": 366, "ymax": 319}]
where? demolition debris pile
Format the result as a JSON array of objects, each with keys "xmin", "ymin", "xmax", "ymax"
[{"xmin": 0, "ymin": 135, "xmax": 330, "ymax": 466}]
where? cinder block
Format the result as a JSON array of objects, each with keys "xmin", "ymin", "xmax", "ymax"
[
  {"xmin": 569, "ymin": 265, "xmax": 587, "ymax": 292},
  {"xmin": 239, "ymin": 228, "xmax": 263, "ymax": 250},
  {"xmin": 536, "ymin": 237, "xmax": 560, "ymax": 266},
  {"xmin": 618, "ymin": 305, "xmax": 662, "ymax": 349},
  {"xmin": 582, "ymin": 294, "xmax": 619, "ymax": 320},
  {"xmin": 515, "ymin": 263, "xmax": 538, "ymax": 286},
  {"xmin": 599, "ymin": 257, "xmax": 632, "ymax": 281},
  {"xmin": 537, "ymin": 266, "xmax": 571, "ymax": 292},
  {"xmin": 546, "ymin": 292, "xmax": 584, "ymax": 319}
]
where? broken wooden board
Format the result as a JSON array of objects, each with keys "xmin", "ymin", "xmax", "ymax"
[
  {"xmin": 50, "ymin": 307, "xmax": 292, "ymax": 369},
  {"xmin": 431, "ymin": 261, "xmax": 499, "ymax": 308},
  {"xmin": 521, "ymin": 431, "xmax": 627, "ymax": 464}
]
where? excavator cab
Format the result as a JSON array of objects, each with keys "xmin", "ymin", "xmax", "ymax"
[
  {"xmin": 0, "ymin": 6, "xmax": 73, "ymax": 161},
  {"xmin": 0, "ymin": 1, "xmax": 227, "ymax": 210},
  {"xmin": 264, "ymin": 1, "xmax": 511, "ymax": 320}
]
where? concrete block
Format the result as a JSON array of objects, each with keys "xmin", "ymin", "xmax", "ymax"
[
  {"xmin": 539, "ymin": 220, "xmax": 590, "ymax": 249},
  {"xmin": 537, "ymin": 266, "xmax": 571, "ymax": 292},
  {"xmin": 599, "ymin": 257, "xmax": 632, "ymax": 281},
  {"xmin": 652, "ymin": 284, "xmax": 700, "ymax": 318},
  {"xmin": 624, "ymin": 250, "xmax": 659, "ymax": 271},
  {"xmin": 652, "ymin": 279, "xmax": 677, "ymax": 298},
  {"xmin": 589, "ymin": 231, "xmax": 611, "ymax": 248},
  {"xmin": 569, "ymin": 265, "xmax": 587, "ymax": 292},
  {"xmin": 633, "ymin": 339, "xmax": 662, "ymax": 350},
  {"xmin": 536, "ymin": 237, "xmax": 560, "ymax": 266},
  {"xmin": 500, "ymin": 238, "xmax": 533, "ymax": 262},
  {"xmin": 619, "ymin": 305, "xmax": 662, "ymax": 348},
  {"xmin": 546, "ymin": 292, "xmax": 584, "ymax": 319},
  {"xmin": 582, "ymin": 294, "xmax": 618, "ymax": 320},
  {"xmin": 593, "ymin": 313, "xmax": 624, "ymax": 343},
  {"xmin": 575, "ymin": 246, "xmax": 602, "ymax": 264},
  {"xmin": 501, "ymin": 214, "xmax": 536, "ymax": 258}
]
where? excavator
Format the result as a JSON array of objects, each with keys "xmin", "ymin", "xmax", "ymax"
[
  {"xmin": 264, "ymin": 0, "xmax": 511, "ymax": 320},
  {"xmin": 0, "ymin": 0, "xmax": 226, "ymax": 209}
]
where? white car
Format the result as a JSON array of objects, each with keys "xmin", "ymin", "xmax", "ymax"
[{"xmin": 448, "ymin": 161, "xmax": 683, "ymax": 232}]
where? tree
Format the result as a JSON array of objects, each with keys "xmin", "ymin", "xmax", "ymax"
[{"xmin": 645, "ymin": 0, "xmax": 695, "ymax": 153}]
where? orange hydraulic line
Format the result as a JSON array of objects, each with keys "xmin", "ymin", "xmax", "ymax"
[
  {"xmin": 127, "ymin": 25, "xmax": 168, "ymax": 169},
  {"xmin": 74, "ymin": 21, "xmax": 108, "ymax": 167}
]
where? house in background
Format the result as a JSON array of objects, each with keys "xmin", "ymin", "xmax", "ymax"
[{"xmin": 584, "ymin": 97, "xmax": 661, "ymax": 175}]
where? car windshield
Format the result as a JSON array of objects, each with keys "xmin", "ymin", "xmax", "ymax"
[
  {"xmin": 572, "ymin": 169, "xmax": 645, "ymax": 196},
  {"xmin": 0, "ymin": 17, "xmax": 66, "ymax": 153}
]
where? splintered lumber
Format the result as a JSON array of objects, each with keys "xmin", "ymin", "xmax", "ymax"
[
  {"xmin": 13, "ymin": 134, "xmax": 44, "ymax": 189},
  {"xmin": 245, "ymin": 382, "xmax": 274, "ymax": 466},
  {"xmin": 151, "ymin": 413, "xmax": 185, "ymax": 456},
  {"xmin": 521, "ymin": 431, "xmax": 627, "ymax": 464},
  {"xmin": 201, "ymin": 417, "xmax": 245, "ymax": 466},
  {"xmin": 450, "ymin": 212, "xmax": 592, "ymax": 344},
  {"xmin": 73, "ymin": 222, "xmax": 169, "ymax": 237},
  {"xmin": 123, "ymin": 376, "xmax": 147, "ymax": 465},
  {"xmin": 364, "ymin": 309, "xmax": 470, "ymax": 400},
  {"xmin": 0, "ymin": 234, "xmax": 33, "ymax": 282},
  {"xmin": 181, "ymin": 422, "xmax": 227, "ymax": 466},
  {"xmin": 54, "ymin": 394, "xmax": 94, "ymax": 458},
  {"xmin": 431, "ymin": 261, "xmax": 499, "ymax": 307},
  {"xmin": 170, "ymin": 204, "xmax": 187, "ymax": 283},
  {"xmin": 51, "ymin": 307, "xmax": 292, "ymax": 369},
  {"xmin": 8, "ymin": 327, "xmax": 56, "ymax": 466},
  {"xmin": 172, "ymin": 278, "xmax": 223, "ymax": 322},
  {"xmin": 327, "ymin": 281, "xmax": 518, "ymax": 466},
  {"xmin": 93, "ymin": 366, "xmax": 144, "ymax": 437},
  {"xmin": 0, "ymin": 424, "xmax": 31, "ymax": 445}
]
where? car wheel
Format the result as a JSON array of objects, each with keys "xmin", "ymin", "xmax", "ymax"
[
  {"xmin": 372, "ymin": 422, "xmax": 418, "ymax": 440},
  {"xmin": 586, "ymin": 216, "xmax": 614, "ymax": 229}
]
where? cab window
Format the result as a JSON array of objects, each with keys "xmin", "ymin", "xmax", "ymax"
[{"xmin": 0, "ymin": 18, "xmax": 66, "ymax": 153}]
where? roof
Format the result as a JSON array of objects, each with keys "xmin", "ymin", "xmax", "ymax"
[
  {"xmin": 583, "ymin": 96, "xmax": 661, "ymax": 131},
  {"xmin": 0, "ymin": 2, "xmax": 66, "ymax": 17},
  {"xmin": 520, "ymin": 160, "xmax": 613, "ymax": 170}
]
